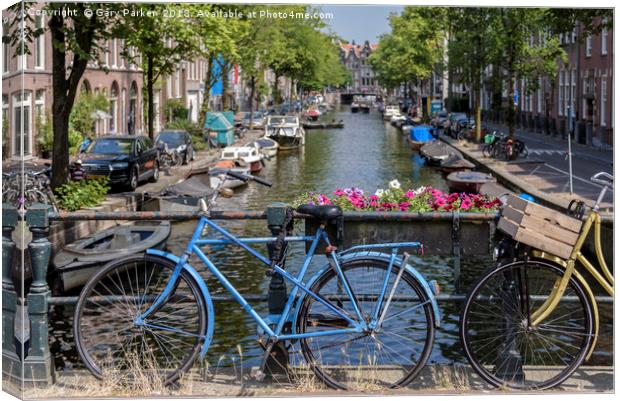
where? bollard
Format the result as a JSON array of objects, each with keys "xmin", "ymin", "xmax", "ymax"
[
  {"xmin": 24, "ymin": 203, "xmax": 55, "ymax": 386},
  {"xmin": 2, "ymin": 203, "xmax": 21, "ymax": 381},
  {"xmin": 263, "ymin": 202, "xmax": 291, "ymax": 375}
]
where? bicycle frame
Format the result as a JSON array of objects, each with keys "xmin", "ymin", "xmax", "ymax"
[
  {"xmin": 139, "ymin": 214, "xmax": 424, "ymax": 357},
  {"xmin": 530, "ymin": 209, "xmax": 613, "ymax": 359}
]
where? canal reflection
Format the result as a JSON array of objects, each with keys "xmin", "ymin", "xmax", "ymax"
[{"xmin": 50, "ymin": 105, "xmax": 612, "ymax": 372}]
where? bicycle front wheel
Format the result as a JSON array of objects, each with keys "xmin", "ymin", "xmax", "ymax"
[
  {"xmin": 459, "ymin": 260, "xmax": 594, "ymax": 390},
  {"xmin": 297, "ymin": 258, "xmax": 435, "ymax": 391},
  {"xmin": 74, "ymin": 254, "xmax": 208, "ymax": 385}
]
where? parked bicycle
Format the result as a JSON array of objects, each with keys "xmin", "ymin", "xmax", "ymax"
[
  {"xmin": 482, "ymin": 132, "xmax": 528, "ymax": 160},
  {"xmin": 2, "ymin": 168, "xmax": 58, "ymax": 212},
  {"xmin": 459, "ymin": 172, "xmax": 614, "ymax": 390},
  {"xmin": 73, "ymin": 170, "xmax": 441, "ymax": 390},
  {"xmin": 157, "ymin": 141, "xmax": 183, "ymax": 170}
]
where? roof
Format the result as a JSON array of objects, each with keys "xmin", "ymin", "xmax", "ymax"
[{"xmin": 339, "ymin": 41, "xmax": 378, "ymax": 59}]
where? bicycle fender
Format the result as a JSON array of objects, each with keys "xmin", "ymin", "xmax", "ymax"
[
  {"xmin": 145, "ymin": 249, "xmax": 215, "ymax": 359},
  {"xmin": 290, "ymin": 251, "xmax": 441, "ymax": 332}
]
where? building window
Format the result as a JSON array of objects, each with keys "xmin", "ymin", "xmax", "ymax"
[
  {"xmin": 601, "ymin": 21, "xmax": 608, "ymax": 55},
  {"xmin": 585, "ymin": 35, "xmax": 592, "ymax": 57},
  {"xmin": 12, "ymin": 91, "xmax": 32, "ymax": 157},
  {"xmin": 537, "ymin": 78, "xmax": 542, "ymax": 113},
  {"xmin": 104, "ymin": 40, "xmax": 110, "ymax": 66},
  {"xmin": 2, "ymin": 23, "xmax": 9, "ymax": 74},
  {"xmin": 2, "ymin": 96, "xmax": 8, "ymax": 144},
  {"xmin": 120, "ymin": 88, "xmax": 126, "ymax": 134},
  {"xmin": 35, "ymin": 89, "xmax": 45, "ymax": 123},
  {"xmin": 600, "ymin": 78, "xmax": 607, "ymax": 126},
  {"xmin": 109, "ymin": 82, "xmax": 119, "ymax": 133},
  {"xmin": 570, "ymin": 69, "xmax": 576, "ymax": 116},
  {"xmin": 166, "ymin": 75, "xmax": 172, "ymax": 98},
  {"xmin": 175, "ymin": 69, "xmax": 181, "ymax": 98},
  {"xmin": 558, "ymin": 71, "xmax": 564, "ymax": 116},
  {"xmin": 111, "ymin": 39, "xmax": 118, "ymax": 67},
  {"xmin": 34, "ymin": 16, "xmax": 45, "ymax": 69}
]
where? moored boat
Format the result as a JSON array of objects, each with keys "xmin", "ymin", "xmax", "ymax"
[
  {"xmin": 408, "ymin": 125, "xmax": 435, "ymax": 151},
  {"xmin": 265, "ymin": 115, "xmax": 305, "ymax": 150},
  {"xmin": 51, "ymin": 221, "xmax": 171, "ymax": 293},
  {"xmin": 383, "ymin": 105, "xmax": 399, "ymax": 121},
  {"xmin": 221, "ymin": 146, "xmax": 263, "ymax": 173},
  {"xmin": 209, "ymin": 160, "xmax": 250, "ymax": 189},
  {"xmin": 420, "ymin": 140, "xmax": 460, "ymax": 166},
  {"xmin": 143, "ymin": 168, "xmax": 216, "ymax": 212},
  {"xmin": 350, "ymin": 102, "xmax": 360, "ymax": 113},
  {"xmin": 447, "ymin": 171, "xmax": 496, "ymax": 194},
  {"xmin": 302, "ymin": 120, "xmax": 345, "ymax": 129},
  {"xmin": 245, "ymin": 137, "xmax": 279, "ymax": 158},
  {"xmin": 440, "ymin": 153, "xmax": 475, "ymax": 175},
  {"xmin": 303, "ymin": 108, "xmax": 321, "ymax": 121}
]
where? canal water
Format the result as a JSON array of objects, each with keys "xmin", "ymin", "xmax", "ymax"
[{"xmin": 49, "ymin": 105, "xmax": 612, "ymax": 372}]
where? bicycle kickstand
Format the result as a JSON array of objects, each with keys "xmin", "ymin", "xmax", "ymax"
[{"xmin": 253, "ymin": 338, "xmax": 277, "ymax": 382}]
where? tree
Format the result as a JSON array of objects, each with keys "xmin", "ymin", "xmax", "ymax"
[
  {"xmin": 447, "ymin": 8, "xmax": 500, "ymax": 141},
  {"xmin": 118, "ymin": 3, "xmax": 201, "ymax": 139},
  {"xmin": 493, "ymin": 8, "xmax": 566, "ymax": 139},
  {"xmin": 369, "ymin": 7, "xmax": 446, "ymax": 99},
  {"xmin": 4, "ymin": 2, "xmax": 122, "ymax": 189}
]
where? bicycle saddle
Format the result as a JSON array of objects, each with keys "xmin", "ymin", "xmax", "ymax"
[{"xmin": 297, "ymin": 205, "xmax": 342, "ymax": 221}]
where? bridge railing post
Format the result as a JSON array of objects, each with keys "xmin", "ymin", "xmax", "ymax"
[
  {"xmin": 24, "ymin": 203, "xmax": 55, "ymax": 386},
  {"xmin": 264, "ymin": 202, "xmax": 291, "ymax": 375},
  {"xmin": 2, "ymin": 203, "xmax": 21, "ymax": 383}
]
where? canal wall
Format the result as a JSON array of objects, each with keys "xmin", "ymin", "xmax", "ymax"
[{"xmin": 439, "ymin": 134, "xmax": 613, "ymax": 266}]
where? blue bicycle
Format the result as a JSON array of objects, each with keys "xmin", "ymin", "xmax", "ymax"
[{"xmin": 74, "ymin": 170, "xmax": 441, "ymax": 391}]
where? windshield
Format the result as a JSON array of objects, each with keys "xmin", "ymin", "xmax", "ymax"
[
  {"xmin": 157, "ymin": 132, "xmax": 185, "ymax": 146},
  {"xmin": 86, "ymin": 138, "xmax": 133, "ymax": 155},
  {"xmin": 268, "ymin": 116, "xmax": 297, "ymax": 125}
]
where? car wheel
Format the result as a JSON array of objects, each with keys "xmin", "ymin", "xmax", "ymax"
[
  {"xmin": 128, "ymin": 167, "xmax": 139, "ymax": 191},
  {"xmin": 150, "ymin": 161, "xmax": 160, "ymax": 182}
]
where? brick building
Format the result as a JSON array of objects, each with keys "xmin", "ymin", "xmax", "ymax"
[
  {"xmin": 482, "ymin": 19, "xmax": 613, "ymax": 148},
  {"xmin": 339, "ymin": 40, "xmax": 381, "ymax": 93},
  {"xmin": 2, "ymin": 12, "xmax": 145, "ymax": 160}
]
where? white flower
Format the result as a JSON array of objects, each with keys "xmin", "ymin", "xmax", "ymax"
[
  {"xmin": 375, "ymin": 189, "xmax": 385, "ymax": 197},
  {"xmin": 389, "ymin": 179, "xmax": 401, "ymax": 189},
  {"xmin": 413, "ymin": 186, "xmax": 426, "ymax": 196}
]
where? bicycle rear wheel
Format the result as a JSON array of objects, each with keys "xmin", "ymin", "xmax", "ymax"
[
  {"xmin": 74, "ymin": 254, "xmax": 208, "ymax": 385},
  {"xmin": 296, "ymin": 258, "xmax": 435, "ymax": 390},
  {"xmin": 460, "ymin": 260, "xmax": 594, "ymax": 390}
]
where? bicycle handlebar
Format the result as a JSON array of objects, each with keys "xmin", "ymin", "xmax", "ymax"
[{"xmin": 590, "ymin": 172, "xmax": 613, "ymax": 188}]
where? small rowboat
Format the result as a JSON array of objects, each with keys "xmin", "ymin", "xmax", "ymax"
[
  {"xmin": 209, "ymin": 160, "xmax": 250, "ymax": 189},
  {"xmin": 245, "ymin": 137, "xmax": 279, "ymax": 158},
  {"xmin": 408, "ymin": 125, "xmax": 434, "ymax": 151},
  {"xmin": 440, "ymin": 154, "xmax": 475, "ymax": 175},
  {"xmin": 302, "ymin": 120, "xmax": 345, "ymax": 130},
  {"xmin": 52, "ymin": 221, "xmax": 171, "ymax": 293},
  {"xmin": 447, "ymin": 171, "xmax": 496, "ymax": 194}
]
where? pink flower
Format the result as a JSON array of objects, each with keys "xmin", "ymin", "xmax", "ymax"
[
  {"xmin": 405, "ymin": 190, "xmax": 414, "ymax": 198},
  {"xmin": 370, "ymin": 200, "xmax": 378, "ymax": 207},
  {"xmin": 399, "ymin": 202, "xmax": 411, "ymax": 211},
  {"xmin": 333, "ymin": 189, "xmax": 345, "ymax": 196},
  {"xmin": 370, "ymin": 195, "xmax": 378, "ymax": 201},
  {"xmin": 460, "ymin": 198, "xmax": 473, "ymax": 210}
]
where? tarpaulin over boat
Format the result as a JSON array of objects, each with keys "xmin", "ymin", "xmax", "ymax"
[
  {"xmin": 409, "ymin": 125, "xmax": 434, "ymax": 142},
  {"xmin": 161, "ymin": 173, "xmax": 215, "ymax": 197}
]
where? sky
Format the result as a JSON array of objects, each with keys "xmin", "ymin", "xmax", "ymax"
[{"xmin": 320, "ymin": 5, "xmax": 404, "ymax": 44}]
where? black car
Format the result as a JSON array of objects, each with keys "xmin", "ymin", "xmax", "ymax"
[
  {"xmin": 156, "ymin": 130, "xmax": 194, "ymax": 164},
  {"xmin": 79, "ymin": 136, "xmax": 159, "ymax": 190}
]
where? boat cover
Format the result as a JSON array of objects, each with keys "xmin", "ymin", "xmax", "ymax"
[
  {"xmin": 410, "ymin": 125, "xmax": 434, "ymax": 142},
  {"xmin": 205, "ymin": 112, "xmax": 233, "ymax": 132},
  {"xmin": 160, "ymin": 174, "xmax": 215, "ymax": 197}
]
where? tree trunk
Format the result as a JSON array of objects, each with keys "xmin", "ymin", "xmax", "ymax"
[
  {"xmin": 146, "ymin": 54, "xmax": 154, "ymax": 139},
  {"xmin": 273, "ymin": 73, "xmax": 279, "ymax": 105},
  {"xmin": 222, "ymin": 61, "xmax": 230, "ymax": 110},
  {"xmin": 248, "ymin": 76, "xmax": 255, "ymax": 130},
  {"xmin": 49, "ymin": 13, "xmax": 92, "ymax": 190},
  {"xmin": 199, "ymin": 55, "xmax": 214, "ymax": 128}
]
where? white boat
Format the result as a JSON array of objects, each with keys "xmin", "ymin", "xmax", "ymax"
[
  {"xmin": 209, "ymin": 160, "xmax": 250, "ymax": 190},
  {"xmin": 220, "ymin": 146, "xmax": 263, "ymax": 173},
  {"xmin": 264, "ymin": 115, "xmax": 305, "ymax": 151},
  {"xmin": 245, "ymin": 137, "xmax": 279, "ymax": 158},
  {"xmin": 384, "ymin": 105, "xmax": 400, "ymax": 121}
]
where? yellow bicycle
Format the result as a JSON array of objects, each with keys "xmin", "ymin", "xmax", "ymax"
[{"xmin": 459, "ymin": 172, "xmax": 614, "ymax": 390}]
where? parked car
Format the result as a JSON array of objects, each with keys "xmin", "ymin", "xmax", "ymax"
[
  {"xmin": 243, "ymin": 112, "xmax": 265, "ymax": 128},
  {"xmin": 79, "ymin": 135, "xmax": 159, "ymax": 190},
  {"xmin": 444, "ymin": 113, "xmax": 467, "ymax": 136},
  {"xmin": 156, "ymin": 130, "xmax": 194, "ymax": 164},
  {"xmin": 432, "ymin": 111, "xmax": 448, "ymax": 128}
]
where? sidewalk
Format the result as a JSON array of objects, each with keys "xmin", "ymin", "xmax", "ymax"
[
  {"xmin": 16, "ymin": 364, "xmax": 612, "ymax": 398},
  {"xmin": 483, "ymin": 121, "xmax": 613, "ymax": 165},
  {"xmin": 440, "ymin": 133, "xmax": 613, "ymax": 214}
]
